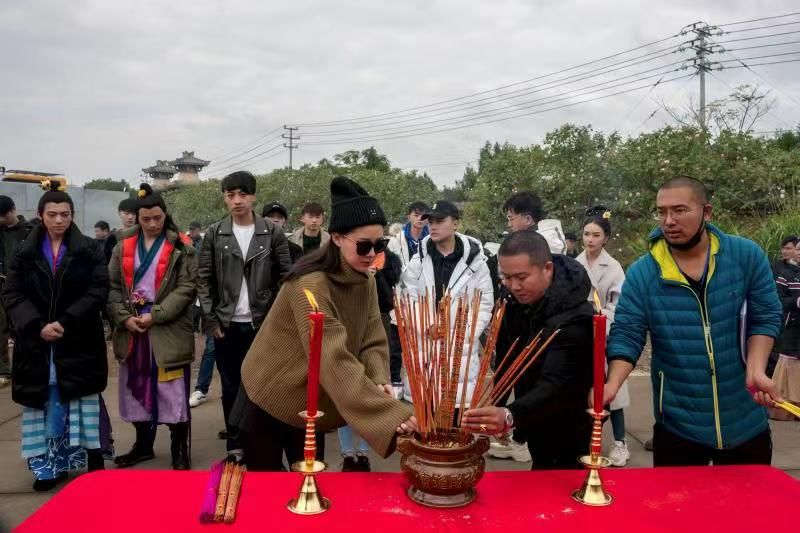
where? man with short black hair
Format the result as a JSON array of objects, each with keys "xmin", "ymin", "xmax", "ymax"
[
  {"xmin": 462, "ymin": 230, "xmax": 594, "ymax": 470},
  {"xmin": 402, "ymin": 200, "xmax": 494, "ymax": 406},
  {"xmin": 94, "ymin": 220, "xmax": 110, "ymax": 242},
  {"xmin": 605, "ymin": 175, "xmax": 782, "ymax": 467},
  {"xmin": 198, "ymin": 171, "xmax": 292, "ymax": 458},
  {"xmin": 263, "ymin": 201, "xmax": 302, "ymax": 261},
  {"xmin": 564, "ymin": 231, "xmax": 579, "ymax": 258},
  {"xmin": 104, "ymin": 198, "xmax": 138, "ymax": 262},
  {"xmin": 289, "ymin": 201, "xmax": 329, "ymax": 254},
  {"xmin": 0, "ymin": 196, "xmax": 33, "ymax": 387},
  {"xmin": 388, "ymin": 201, "xmax": 430, "ymax": 267},
  {"xmin": 386, "ymin": 200, "xmax": 431, "ymax": 398},
  {"xmin": 188, "ymin": 221, "xmax": 203, "ymax": 252}
]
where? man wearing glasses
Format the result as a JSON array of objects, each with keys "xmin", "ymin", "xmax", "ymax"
[
  {"xmin": 401, "ymin": 201, "xmax": 494, "ymax": 409},
  {"xmin": 602, "ymin": 176, "xmax": 782, "ymax": 466}
]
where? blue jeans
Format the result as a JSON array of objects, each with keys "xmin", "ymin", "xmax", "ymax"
[
  {"xmin": 194, "ymin": 335, "xmax": 216, "ymax": 395},
  {"xmin": 337, "ymin": 425, "xmax": 369, "ymax": 457}
]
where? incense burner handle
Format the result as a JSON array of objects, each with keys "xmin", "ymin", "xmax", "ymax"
[
  {"xmin": 397, "ymin": 435, "xmax": 413, "ymax": 455},
  {"xmin": 475, "ymin": 435, "xmax": 490, "ymax": 455}
]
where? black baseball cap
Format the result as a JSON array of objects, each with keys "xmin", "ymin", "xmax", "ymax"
[
  {"xmin": 422, "ymin": 200, "xmax": 460, "ymax": 221},
  {"xmin": 262, "ymin": 201, "xmax": 288, "ymax": 219}
]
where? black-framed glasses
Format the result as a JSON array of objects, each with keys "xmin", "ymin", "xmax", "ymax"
[{"xmin": 342, "ymin": 235, "xmax": 390, "ymax": 256}]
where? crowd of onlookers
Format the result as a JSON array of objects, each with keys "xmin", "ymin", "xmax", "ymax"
[{"xmin": 0, "ymin": 171, "xmax": 796, "ymax": 492}]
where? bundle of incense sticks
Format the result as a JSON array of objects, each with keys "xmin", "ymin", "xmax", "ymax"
[
  {"xmin": 199, "ymin": 461, "xmax": 223, "ymax": 523},
  {"xmin": 395, "ymin": 288, "xmax": 557, "ymax": 446},
  {"xmin": 202, "ymin": 460, "xmax": 246, "ymax": 525},
  {"xmin": 773, "ymin": 399, "xmax": 800, "ymax": 418}
]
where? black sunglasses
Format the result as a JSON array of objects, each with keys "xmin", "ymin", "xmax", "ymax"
[{"xmin": 342, "ymin": 236, "xmax": 390, "ymax": 256}]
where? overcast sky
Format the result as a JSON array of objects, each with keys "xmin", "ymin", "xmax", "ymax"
[{"xmin": 2, "ymin": 0, "xmax": 799, "ymax": 187}]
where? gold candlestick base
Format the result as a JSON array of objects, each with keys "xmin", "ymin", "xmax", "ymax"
[
  {"xmin": 571, "ymin": 409, "xmax": 613, "ymax": 506},
  {"xmin": 287, "ymin": 410, "xmax": 331, "ymax": 515}
]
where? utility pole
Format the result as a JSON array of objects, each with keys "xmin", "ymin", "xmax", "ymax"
[
  {"xmin": 282, "ymin": 125, "xmax": 299, "ymax": 170},
  {"xmin": 681, "ymin": 22, "xmax": 721, "ymax": 130}
]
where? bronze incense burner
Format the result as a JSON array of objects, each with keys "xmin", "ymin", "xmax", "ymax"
[{"xmin": 397, "ymin": 430, "xmax": 490, "ymax": 508}]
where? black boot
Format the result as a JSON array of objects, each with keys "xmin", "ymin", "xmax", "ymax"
[
  {"xmin": 33, "ymin": 472, "xmax": 68, "ymax": 492},
  {"xmin": 169, "ymin": 422, "xmax": 191, "ymax": 470},
  {"xmin": 87, "ymin": 450, "xmax": 105, "ymax": 472},
  {"xmin": 114, "ymin": 422, "xmax": 155, "ymax": 468}
]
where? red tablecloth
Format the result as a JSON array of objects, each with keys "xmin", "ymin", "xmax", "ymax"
[{"xmin": 15, "ymin": 466, "xmax": 799, "ymax": 532}]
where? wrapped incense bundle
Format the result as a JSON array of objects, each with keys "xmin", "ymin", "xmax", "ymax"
[
  {"xmin": 199, "ymin": 461, "xmax": 223, "ymax": 524},
  {"xmin": 214, "ymin": 461, "xmax": 234, "ymax": 522},
  {"xmin": 223, "ymin": 465, "xmax": 246, "ymax": 524}
]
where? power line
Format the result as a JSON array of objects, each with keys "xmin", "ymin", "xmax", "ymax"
[
  {"xmin": 207, "ymin": 133, "xmax": 283, "ymax": 167},
  {"xmin": 726, "ymin": 39, "xmax": 800, "ymax": 52},
  {"xmin": 301, "ymin": 73, "xmax": 694, "ymax": 146},
  {"xmin": 206, "ymin": 126, "xmax": 283, "ymax": 161},
  {"xmin": 717, "ymin": 50, "xmax": 800, "ymax": 63},
  {"xmin": 302, "ymin": 52, "xmax": 686, "ymax": 136},
  {"xmin": 718, "ymin": 12, "xmax": 800, "ymax": 27},
  {"xmin": 715, "ymin": 29, "xmax": 800, "ymax": 44},
  {"xmin": 302, "ymin": 62, "xmax": 686, "ymax": 139},
  {"xmin": 300, "ymin": 46, "xmax": 684, "ymax": 132},
  {"xmin": 709, "ymin": 33, "xmax": 800, "ymax": 112},
  {"xmin": 722, "ymin": 20, "xmax": 800, "ymax": 34},
  {"xmin": 204, "ymin": 143, "xmax": 285, "ymax": 179},
  {"xmin": 726, "ymin": 58, "xmax": 800, "ymax": 68},
  {"xmin": 296, "ymin": 33, "xmax": 684, "ymax": 128}
]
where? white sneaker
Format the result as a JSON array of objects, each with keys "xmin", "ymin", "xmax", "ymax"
[
  {"xmin": 391, "ymin": 384, "xmax": 404, "ymax": 401},
  {"xmin": 488, "ymin": 439, "xmax": 532, "ymax": 462},
  {"xmin": 0, "ymin": 376, "xmax": 9, "ymax": 388},
  {"xmin": 608, "ymin": 440, "xmax": 629, "ymax": 467},
  {"xmin": 189, "ymin": 390, "xmax": 208, "ymax": 408}
]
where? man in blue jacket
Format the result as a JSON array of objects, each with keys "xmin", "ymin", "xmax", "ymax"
[{"xmin": 602, "ymin": 176, "xmax": 783, "ymax": 466}]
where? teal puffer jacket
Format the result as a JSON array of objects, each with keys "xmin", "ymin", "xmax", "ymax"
[{"xmin": 608, "ymin": 224, "xmax": 781, "ymax": 449}]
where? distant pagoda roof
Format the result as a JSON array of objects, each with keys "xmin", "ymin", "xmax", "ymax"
[
  {"xmin": 142, "ymin": 160, "xmax": 177, "ymax": 177},
  {"xmin": 172, "ymin": 151, "xmax": 210, "ymax": 170}
]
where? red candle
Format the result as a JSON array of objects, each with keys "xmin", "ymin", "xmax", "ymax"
[
  {"xmin": 593, "ymin": 313, "xmax": 607, "ymax": 418},
  {"xmin": 304, "ymin": 290, "xmax": 324, "ymax": 418}
]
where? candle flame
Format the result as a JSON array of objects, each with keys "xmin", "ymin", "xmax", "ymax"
[
  {"xmin": 303, "ymin": 289, "xmax": 319, "ymax": 312},
  {"xmin": 592, "ymin": 289, "xmax": 602, "ymax": 314}
]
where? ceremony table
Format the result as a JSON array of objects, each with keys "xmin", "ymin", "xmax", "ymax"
[{"xmin": 15, "ymin": 465, "xmax": 798, "ymax": 532}]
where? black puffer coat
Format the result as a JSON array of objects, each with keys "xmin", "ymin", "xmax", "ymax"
[{"xmin": 2, "ymin": 223, "xmax": 109, "ymax": 408}]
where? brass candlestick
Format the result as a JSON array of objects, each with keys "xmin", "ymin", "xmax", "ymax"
[
  {"xmin": 571, "ymin": 409, "xmax": 613, "ymax": 506},
  {"xmin": 287, "ymin": 410, "xmax": 331, "ymax": 515}
]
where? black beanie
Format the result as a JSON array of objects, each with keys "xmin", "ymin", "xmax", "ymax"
[{"xmin": 327, "ymin": 176, "xmax": 386, "ymax": 233}]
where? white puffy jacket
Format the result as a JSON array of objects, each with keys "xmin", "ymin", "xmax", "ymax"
[{"xmin": 401, "ymin": 233, "xmax": 494, "ymax": 406}]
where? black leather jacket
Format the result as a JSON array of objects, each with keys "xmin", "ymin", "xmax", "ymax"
[{"xmin": 198, "ymin": 213, "xmax": 291, "ymax": 332}]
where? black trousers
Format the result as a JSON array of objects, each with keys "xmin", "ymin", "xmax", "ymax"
[
  {"xmin": 388, "ymin": 322, "xmax": 403, "ymax": 384},
  {"xmin": 653, "ymin": 423, "xmax": 772, "ymax": 467},
  {"xmin": 214, "ymin": 322, "xmax": 256, "ymax": 451},
  {"xmin": 238, "ymin": 401, "xmax": 326, "ymax": 472},
  {"xmin": 525, "ymin": 420, "xmax": 592, "ymax": 471}
]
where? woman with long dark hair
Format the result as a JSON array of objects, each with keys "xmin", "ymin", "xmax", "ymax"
[
  {"xmin": 108, "ymin": 184, "xmax": 197, "ymax": 470},
  {"xmin": 576, "ymin": 206, "xmax": 630, "ymax": 466},
  {"xmin": 233, "ymin": 176, "xmax": 415, "ymax": 471},
  {"xmin": 3, "ymin": 182, "xmax": 109, "ymax": 491}
]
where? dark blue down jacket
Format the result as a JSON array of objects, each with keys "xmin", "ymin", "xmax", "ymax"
[{"xmin": 607, "ymin": 224, "xmax": 781, "ymax": 449}]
